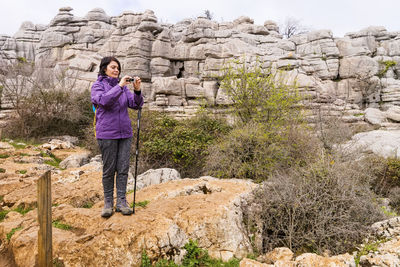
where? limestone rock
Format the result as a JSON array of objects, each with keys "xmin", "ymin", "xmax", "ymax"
[
  {"xmin": 342, "ymin": 130, "xmax": 400, "ymax": 158},
  {"xmin": 371, "ymin": 217, "xmax": 400, "ymax": 238},
  {"xmin": 264, "ymin": 247, "xmax": 294, "ymax": 264},
  {"xmin": 336, "ymin": 37, "xmax": 376, "ymax": 57},
  {"xmin": 0, "ymin": 171, "xmax": 257, "ymax": 266},
  {"xmin": 346, "ymin": 26, "xmax": 389, "ymax": 39},
  {"xmin": 339, "ymin": 56, "xmax": 379, "ymax": 78},
  {"xmin": 365, "ymin": 107, "xmax": 387, "ymax": 125},
  {"xmin": 39, "ymin": 31, "xmax": 73, "ymax": 48},
  {"xmin": 264, "ymin": 20, "xmax": 279, "ymax": 32},
  {"xmin": 127, "ymin": 168, "xmax": 181, "ymax": 191},
  {"xmin": 386, "ymin": 106, "xmax": 400, "ymax": 122},
  {"xmin": 0, "ymin": 142, "xmax": 13, "ymax": 149},
  {"xmin": 50, "ymin": 7, "xmax": 75, "ymax": 26},
  {"xmin": 240, "ymin": 258, "xmax": 272, "ymax": 267},
  {"xmin": 307, "ymin": 29, "xmax": 333, "ymax": 42},
  {"xmin": 68, "ymin": 54, "xmax": 98, "ymax": 71},
  {"xmin": 152, "ymin": 76, "xmax": 184, "ymax": 96},
  {"xmin": 41, "ymin": 139, "xmax": 74, "ymax": 150},
  {"xmin": 381, "ymin": 78, "xmax": 400, "ymax": 104},
  {"xmin": 84, "ymin": 8, "xmax": 110, "ymax": 23},
  {"xmin": 59, "ymin": 153, "xmax": 90, "ymax": 169}
]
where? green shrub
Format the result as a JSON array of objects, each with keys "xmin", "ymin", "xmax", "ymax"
[
  {"xmin": 203, "ymin": 57, "xmax": 312, "ymax": 181},
  {"xmin": 242, "ymin": 158, "xmax": 385, "ymax": 255},
  {"xmin": 363, "ymin": 156, "xmax": 400, "ymax": 196},
  {"xmin": 133, "ymin": 110, "xmax": 230, "ymax": 178},
  {"xmin": 389, "ymin": 187, "xmax": 400, "ymax": 213},
  {"xmin": 219, "ymin": 57, "xmax": 301, "ymax": 127},
  {"xmin": 141, "ymin": 240, "xmax": 239, "ymax": 267},
  {"xmin": 205, "ymin": 122, "xmax": 321, "ymax": 181},
  {"xmin": 141, "ymin": 250, "xmax": 152, "ymax": 267},
  {"xmin": 354, "ymin": 239, "xmax": 387, "ymax": 266},
  {"xmin": 377, "ymin": 60, "xmax": 396, "ymax": 78}
]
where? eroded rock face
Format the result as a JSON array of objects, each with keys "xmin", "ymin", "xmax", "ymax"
[{"xmin": 2, "ymin": 7, "xmax": 400, "ymax": 124}]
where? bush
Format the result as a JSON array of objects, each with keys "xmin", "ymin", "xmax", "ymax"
[
  {"xmin": 204, "ymin": 57, "xmax": 312, "ymax": 181},
  {"xmin": 356, "ymin": 156, "xmax": 400, "ymax": 197},
  {"xmin": 1, "ymin": 60, "xmax": 93, "ymax": 139},
  {"xmin": 130, "ymin": 110, "xmax": 231, "ymax": 178},
  {"xmin": 4, "ymin": 88, "xmax": 93, "ymax": 139},
  {"xmin": 205, "ymin": 122, "xmax": 321, "ymax": 181},
  {"xmin": 388, "ymin": 187, "xmax": 400, "ymax": 214},
  {"xmin": 141, "ymin": 239, "xmax": 239, "ymax": 267},
  {"xmin": 242, "ymin": 158, "xmax": 386, "ymax": 255},
  {"xmin": 219, "ymin": 57, "xmax": 301, "ymax": 127}
]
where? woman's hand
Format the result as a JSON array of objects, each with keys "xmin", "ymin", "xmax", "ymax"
[
  {"xmin": 133, "ymin": 77, "xmax": 141, "ymax": 91},
  {"xmin": 118, "ymin": 75, "xmax": 132, "ymax": 88},
  {"xmin": 119, "ymin": 76, "xmax": 141, "ymax": 91}
]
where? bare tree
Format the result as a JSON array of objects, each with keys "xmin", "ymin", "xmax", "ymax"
[
  {"xmin": 280, "ymin": 17, "xmax": 310, "ymax": 38},
  {"xmin": 204, "ymin": 10, "xmax": 213, "ymax": 20}
]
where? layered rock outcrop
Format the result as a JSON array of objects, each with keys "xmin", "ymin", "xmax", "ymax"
[{"xmin": 1, "ymin": 7, "xmax": 400, "ymax": 123}]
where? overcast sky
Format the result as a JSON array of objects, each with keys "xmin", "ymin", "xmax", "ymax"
[{"xmin": 1, "ymin": 0, "xmax": 399, "ymax": 38}]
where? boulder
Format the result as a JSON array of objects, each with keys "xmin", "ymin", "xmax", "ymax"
[
  {"xmin": 84, "ymin": 8, "xmax": 110, "ymax": 23},
  {"xmin": 41, "ymin": 139, "xmax": 75, "ymax": 150},
  {"xmin": 386, "ymin": 106, "xmax": 400, "ymax": 122},
  {"xmin": 240, "ymin": 258, "xmax": 272, "ymax": 267},
  {"xmin": 264, "ymin": 247, "xmax": 294, "ymax": 264},
  {"xmin": 295, "ymin": 253, "xmax": 354, "ymax": 267},
  {"xmin": 365, "ymin": 107, "xmax": 387, "ymax": 125},
  {"xmin": 127, "ymin": 168, "xmax": 181, "ymax": 191},
  {"xmin": 342, "ymin": 130, "xmax": 400, "ymax": 158},
  {"xmin": 59, "ymin": 153, "xmax": 90, "ymax": 169},
  {"xmin": 339, "ymin": 56, "xmax": 379, "ymax": 78}
]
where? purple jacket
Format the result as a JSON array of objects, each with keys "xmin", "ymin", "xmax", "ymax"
[{"xmin": 91, "ymin": 75, "xmax": 143, "ymax": 139}]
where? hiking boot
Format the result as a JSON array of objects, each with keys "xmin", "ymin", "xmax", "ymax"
[
  {"xmin": 101, "ymin": 200, "xmax": 113, "ymax": 218},
  {"xmin": 116, "ymin": 198, "xmax": 133, "ymax": 215}
]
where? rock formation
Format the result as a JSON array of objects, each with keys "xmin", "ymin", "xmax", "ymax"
[{"xmin": 1, "ymin": 7, "xmax": 400, "ymax": 124}]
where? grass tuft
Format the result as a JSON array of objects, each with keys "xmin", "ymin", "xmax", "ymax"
[
  {"xmin": 52, "ymin": 220, "xmax": 73, "ymax": 230},
  {"xmin": 130, "ymin": 200, "xmax": 150, "ymax": 208},
  {"xmin": 7, "ymin": 226, "xmax": 22, "ymax": 241}
]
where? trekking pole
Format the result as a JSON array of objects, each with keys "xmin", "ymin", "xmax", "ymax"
[{"xmin": 132, "ymin": 108, "xmax": 142, "ymax": 214}]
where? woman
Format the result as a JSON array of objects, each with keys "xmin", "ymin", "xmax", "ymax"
[{"xmin": 91, "ymin": 56, "xmax": 143, "ymax": 217}]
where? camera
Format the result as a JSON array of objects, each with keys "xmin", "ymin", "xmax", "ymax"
[{"xmin": 126, "ymin": 77, "xmax": 136, "ymax": 82}]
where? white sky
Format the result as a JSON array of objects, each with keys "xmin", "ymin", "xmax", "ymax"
[{"xmin": 1, "ymin": 0, "xmax": 399, "ymax": 38}]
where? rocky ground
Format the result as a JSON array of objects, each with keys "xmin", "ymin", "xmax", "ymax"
[
  {"xmin": 0, "ymin": 138, "xmax": 256, "ymax": 266},
  {"xmin": 1, "ymin": 137, "xmax": 400, "ymax": 266}
]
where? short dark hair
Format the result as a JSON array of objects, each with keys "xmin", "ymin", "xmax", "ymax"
[{"xmin": 98, "ymin": 56, "xmax": 121, "ymax": 77}]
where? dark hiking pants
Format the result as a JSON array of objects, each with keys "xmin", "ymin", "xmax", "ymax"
[{"xmin": 97, "ymin": 138, "xmax": 132, "ymax": 204}]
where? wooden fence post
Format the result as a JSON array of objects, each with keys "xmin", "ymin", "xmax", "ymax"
[{"xmin": 37, "ymin": 170, "xmax": 52, "ymax": 267}]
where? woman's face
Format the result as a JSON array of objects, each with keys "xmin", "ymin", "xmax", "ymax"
[{"xmin": 105, "ymin": 61, "xmax": 120, "ymax": 78}]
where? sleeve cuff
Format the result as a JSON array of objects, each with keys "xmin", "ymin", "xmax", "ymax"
[{"xmin": 134, "ymin": 90, "xmax": 141, "ymax": 95}]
